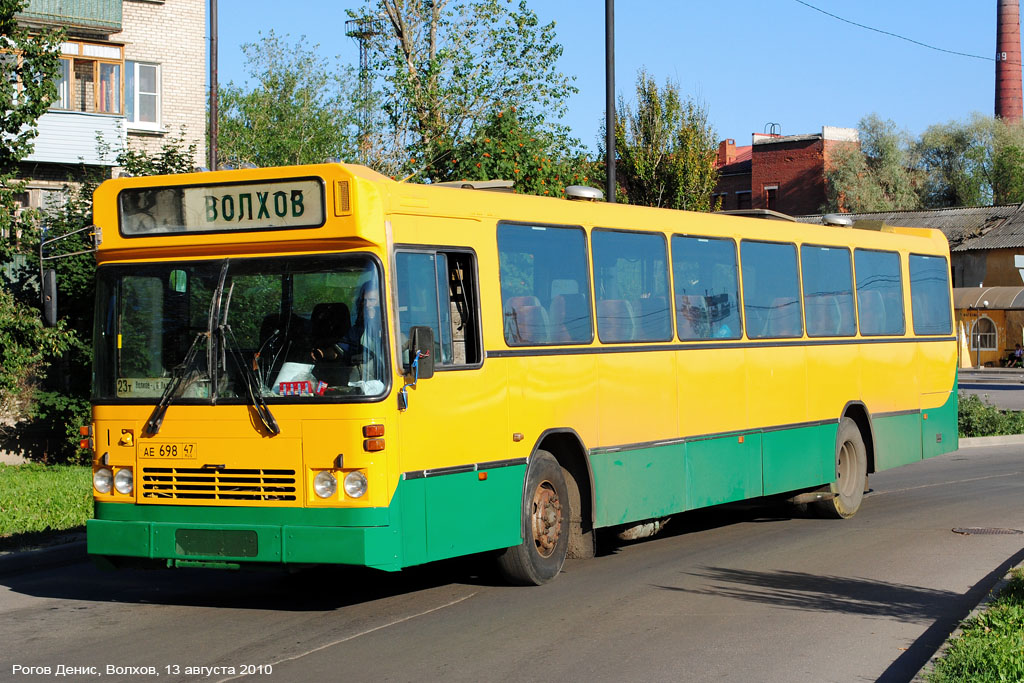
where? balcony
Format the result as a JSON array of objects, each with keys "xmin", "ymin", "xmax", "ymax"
[
  {"xmin": 25, "ymin": 110, "xmax": 125, "ymax": 166},
  {"xmin": 17, "ymin": 0, "xmax": 122, "ymax": 34}
]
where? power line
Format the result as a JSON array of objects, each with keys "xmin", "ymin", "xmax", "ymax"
[{"xmin": 793, "ymin": 0, "xmax": 994, "ymax": 62}]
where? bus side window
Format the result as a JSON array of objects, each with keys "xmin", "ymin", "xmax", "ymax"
[
  {"xmin": 497, "ymin": 223, "xmax": 593, "ymax": 346},
  {"xmin": 741, "ymin": 240, "xmax": 802, "ymax": 339},
  {"xmin": 395, "ymin": 249, "xmax": 482, "ymax": 370},
  {"xmin": 855, "ymin": 249, "xmax": 905, "ymax": 336}
]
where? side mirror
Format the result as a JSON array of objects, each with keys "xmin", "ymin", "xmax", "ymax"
[
  {"xmin": 408, "ymin": 325, "xmax": 435, "ymax": 380},
  {"xmin": 42, "ymin": 268, "xmax": 57, "ymax": 327}
]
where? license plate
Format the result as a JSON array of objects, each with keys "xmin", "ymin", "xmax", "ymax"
[{"xmin": 141, "ymin": 443, "xmax": 198, "ymax": 459}]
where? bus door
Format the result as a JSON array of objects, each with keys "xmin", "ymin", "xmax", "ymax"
[{"xmin": 391, "ymin": 246, "xmax": 520, "ymax": 565}]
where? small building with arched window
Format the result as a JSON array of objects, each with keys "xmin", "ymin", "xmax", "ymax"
[{"xmin": 953, "ymin": 287, "xmax": 1024, "ymax": 367}]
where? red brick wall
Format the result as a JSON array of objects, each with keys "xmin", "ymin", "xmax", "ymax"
[
  {"xmin": 714, "ymin": 171, "xmax": 751, "ymax": 210},
  {"xmin": 750, "ymin": 138, "xmax": 826, "ymax": 215}
]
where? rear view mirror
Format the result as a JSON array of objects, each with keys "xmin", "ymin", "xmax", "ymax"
[
  {"xmin": 42, "ymin": 268, "xmax": 57, "ymax": 327},
  {"xmin": 409, "ymin": 325, "xmax": 435, "ymax": 380}
]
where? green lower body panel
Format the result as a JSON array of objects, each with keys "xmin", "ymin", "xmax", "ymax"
[
  {"xmin": 761, "ymin": 424, "xmax": 836, "ymax": 496},
  {"xmin": 922, "ymin": 388, "xmax": 958, "ymax": 459},
  {"xmin": 88, "ymin": 465, "xmax": 525, "ymax": 571}
]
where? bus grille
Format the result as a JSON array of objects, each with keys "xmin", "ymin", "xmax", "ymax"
[{"xmin": 141, "ymin": 467, "xmax": 298, "ymax": 502}]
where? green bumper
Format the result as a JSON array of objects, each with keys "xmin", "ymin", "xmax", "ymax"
[{"xmin": 88, "ymin": 504, "xmax": 402, "ymax": 570}]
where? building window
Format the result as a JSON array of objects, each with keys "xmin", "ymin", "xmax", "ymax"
[
  {"xmin": 736, "ymin": 191, "xmax": 751, "ymax": 210},
  {"xmin": 126, "ymin": 61, "xmax": 160, "ymax": 129},
  {"xmin": 764, "ymin": 185, "xmax": 779, "ymax": 210},
  {"xmin": 971, "ymin": 317, "xmax": 997, "ymax": 351},
  {"xmin": 711, "ymin": 193, "xmax": 727, "ymax": 210},
  {"xmin": 51, "ymin": 40, "xmax": 124, "ymax": 115}
]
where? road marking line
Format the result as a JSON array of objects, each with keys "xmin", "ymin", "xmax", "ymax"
[
  {"xmin": 869, "ymin": 472, "xmax": 1022, "ymax": 497},
  {"xmin": 215, "ymin": 592, "xmax": 478, "ymax": 682}
]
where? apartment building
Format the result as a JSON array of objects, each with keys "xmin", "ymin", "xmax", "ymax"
[{"xmin": 16, "ymin": 0, "xmax": 206, "ymax": 208}]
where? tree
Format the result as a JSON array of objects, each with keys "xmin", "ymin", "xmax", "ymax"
[
  {"xmin": 218, "ymin": 31, "xmax": 361, "ymax": 169},
  {"xmin": 0, "ymin": 0, "xmax": 73, "ymax": 428},
  {"xmin": 356, "ymin": 0, "xmax": 577, "ymax": 179},
  {"xmin": 823, "ymin": 114, "xmax": 920, "ymax": 213},
  {"xmin": 7, "ymin": 134, "xmax": 200, "ymax": 463},
  {"xmin": 437, "ymin": 106, "xmax": 589, "ymax": 196},
  {"xmin": 607, "ymin": 70, "xmax": 719, "ymax": 211},
  {"xmin": 917, "ymin": 116, "xmax": 990, "ymax": 208}
]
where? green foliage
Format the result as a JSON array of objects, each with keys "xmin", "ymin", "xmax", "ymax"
[
  {"xmin": 957, "ymin": 393, "xmax": 1024, "ymax": 437},
  {"xmin": 607, "ymin": 70, "xmax": 719, "ymax": 211},
  {"xmin": 357, "ymin": 0, "xmax": 577, "ymax": 179},
  {"xmin": 926, "ymin": 568, "xmax": 1024, "ymax": 682},
  {"xmin": 218, "ymin": 31, "xmax": 360, "ymax": 168},
  {"xmin": 436, "ymin": 107, "xmax": 588, "ymax": 196},
  {"xmin": 0, "ymin": 463, "xmax": 91, "ymax": 537},
  {"xmin": 0, "ymin": 1, "xmax": 73, "ymax": 425},
  {"xmin": 824, "ymin": 114, "xmax": 920, "ymax": 213},
  {"xmin": 114, "ymin": 128, "xmax": 199, "ymax": 176},
  {"xmin": 918, "ymin": 117, "xmax": 991, "ymax": 208}
]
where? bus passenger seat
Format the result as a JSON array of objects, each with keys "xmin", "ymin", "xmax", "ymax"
[
  {"xmin": 766, "ymin": 297, "xmax": 800, "ymax": 338},
  {"xmin": 505, "ymin": 296, "xmax": 548, "ymax": 344},
  {"xmin": 637, "ymin": 296, "xmax": 670, "ymax": 340},
  {"xmin": 550, "ymin": 294, "xmax": 589, "ymax": 342},
  {"xmin": 598, "ymin": 299, "xmax": 635, "ymax": 342}
]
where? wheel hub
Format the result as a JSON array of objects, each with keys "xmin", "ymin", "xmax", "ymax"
[{"xmin": 531, "ymin": 481, "xmax": 563, "ymax": 557}]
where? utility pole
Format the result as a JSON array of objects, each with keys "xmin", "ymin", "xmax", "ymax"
[
  {"xmin": 346, "ymin": 16, "xmax": 382, "ymax": 163},
  {"xmin": 209, "ymin": 0, "xmax": 218, "ymax": 170},
  {"xmin": 605, "ymin": 0, "xmax": 615, "ymax": 202}
]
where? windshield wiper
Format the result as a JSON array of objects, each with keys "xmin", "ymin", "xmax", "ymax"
[
  {"xmin": 144, "ymin": 331, "xmax": 206, "ymax": 436},
  {"xmin": 216, "ymin": 268, "xmax": 280, "ymax": 436}
]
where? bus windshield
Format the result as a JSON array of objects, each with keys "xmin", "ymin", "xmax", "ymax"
[{"xmin": 93, "ymin": 254, "xmax": 387, "ymax": 403}]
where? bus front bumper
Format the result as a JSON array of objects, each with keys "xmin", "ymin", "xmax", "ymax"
[{"xmin": 86, "ymin": 504, "xmax": 401, "ymax": 571}]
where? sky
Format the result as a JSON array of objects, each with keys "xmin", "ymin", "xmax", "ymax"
[{"xmin": 214, "ymin": 0, "xmax": 1003, "ymax": 151}]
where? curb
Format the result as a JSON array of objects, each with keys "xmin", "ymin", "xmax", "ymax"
[
  {"xmin": 912, "ymin": 564, "xmax": 1021, "ymax": 682},
  {"xmin": 957, "ymin": 434, "xmax": 1024, "ymax": 447},
  {"xmin": 0, "ymin": 537, "xmax": 87, "ymax": 577}
]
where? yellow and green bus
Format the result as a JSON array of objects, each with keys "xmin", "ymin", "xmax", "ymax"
[{"xmin": 83, "ymin": 163, "xmax": 957, "ymax": 584}]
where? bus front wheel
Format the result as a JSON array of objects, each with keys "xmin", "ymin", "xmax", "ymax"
[
  {"xmin": 497, "ymin": 451, "xmax": 570, "ymax": 585},
  {"xmin": 813, "ymin": 417, "xmax": 868, "ymax": 519}
]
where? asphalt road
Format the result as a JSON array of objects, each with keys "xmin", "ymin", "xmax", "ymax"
[{"xmin": 2, "ymin": 445, "xmax": 1023, "ymax": 683}]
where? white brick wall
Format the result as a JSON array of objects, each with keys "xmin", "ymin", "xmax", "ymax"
[{"xmin": 115, "ymin": 0, "xmax": 207, "ymax": 164}]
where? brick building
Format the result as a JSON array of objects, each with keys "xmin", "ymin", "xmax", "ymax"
[
  {"xmin": 15, "ymin": 0, "xmax": 207, "ymax": 209},
  {"xmin": 713, "ymin": 126, "xmax": 858, "ymax": 216}
]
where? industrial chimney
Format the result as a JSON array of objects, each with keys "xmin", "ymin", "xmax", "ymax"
[{"xmin": 996, "ymin": 0, "xmax": 1023, "ymax": 122}]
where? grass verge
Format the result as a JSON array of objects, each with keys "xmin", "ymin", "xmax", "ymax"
[
  {"xmin": 0, "ymin": 463, "xmax": 92, "ymax": 548},
  {"xmin": 926, "ymin": 567, "xmax": 1024, "ymax": 682}
]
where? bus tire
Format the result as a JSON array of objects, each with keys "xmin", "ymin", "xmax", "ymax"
[
  {"xmin": 813, "ymin": 417, "xmax": 868, "ymax": 519},
  {"xmin": 497, "ymin": 451, "xmax": 570, "ymax": 585}
]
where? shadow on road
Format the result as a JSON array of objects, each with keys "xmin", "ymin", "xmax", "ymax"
[
  {"xmin": 0, "ymin": 552, "xmax": 505, "ymax": 612},
  {"xmin": 656, "ymin": 566, "xmax": 960, "ymax": 623},
  {"xmin": 654, "ymin": 545, "xmax": 1024, "ymax": 682}
]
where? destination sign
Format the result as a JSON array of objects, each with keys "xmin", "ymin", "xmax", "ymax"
[{"xmin": 119, "ymin": 178, "xmax": 326, "ymax": 236}]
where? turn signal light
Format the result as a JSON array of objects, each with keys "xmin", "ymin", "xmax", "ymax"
[
  {"xmin": 363, "ymin": 424, "xmax": 385, "ymax": 438},
  {"xmin": 79, "ymin": 425, "xmax": 92, "ymax": 437},
  {"xmin": 364, "ymin": 438, "xmax": 385, "ymax": 452}
]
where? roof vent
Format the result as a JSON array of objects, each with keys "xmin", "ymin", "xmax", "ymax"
[
  {"xmin": 565, "ymin": 185, "xmax": 604, "ymax": 201},
  {"xmin": 823, "ymin": 213, "xmax": 854, "ymax": 227}
]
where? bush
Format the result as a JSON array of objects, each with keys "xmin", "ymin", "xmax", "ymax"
[{"xmin": 958, "ymin": 393, "xmax": 1024, "ymax": 437}]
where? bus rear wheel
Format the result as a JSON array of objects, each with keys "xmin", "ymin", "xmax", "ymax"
[
  {"xmin": 497, "ymin": 450, "xmax": 569, "ymax": 585},
  {"xmin": 813, "ymin": 417, "xmax": 868, "ymax": 519}
]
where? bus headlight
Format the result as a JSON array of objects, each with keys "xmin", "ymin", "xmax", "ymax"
[
  {"xmin": 313, "ymin": 471, "xmax": 337, "ymax": 498},
  {"xmin": 344, "ymin": 471, "xmax": 367, "ymax": 498},
  {"xmin": 93, "ymin": 467, "xmax": 113, "ymax": 494},
  {"xmin": 114, "ymin": 468, "xmax": 134, "ymax": 495}
]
